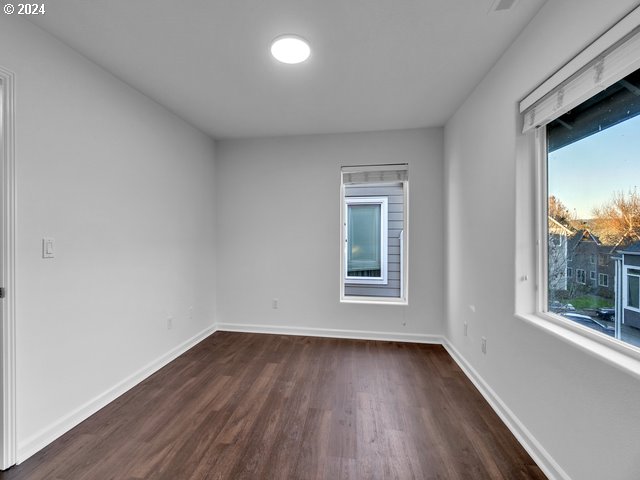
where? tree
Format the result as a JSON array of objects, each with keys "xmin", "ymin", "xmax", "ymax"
[
  {"xmin": 547, "ymin": 196, "xmax": 574, "ymax": 297},
  {"xmin": 548, "ymin": 195, "xmax": 574, "ymax": 224},
  {"xmin": 591, "ymin": 187, "xmax": 640, "ymax": 247}
]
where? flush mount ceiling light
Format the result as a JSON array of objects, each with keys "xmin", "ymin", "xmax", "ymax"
[{"xmin": 270, "ymin": 35, "xmax": 311, "ymax": 64}]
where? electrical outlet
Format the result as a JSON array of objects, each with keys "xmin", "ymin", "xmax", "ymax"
[
  {"xmin": 464, "ymin": 322, "xmax": 468, "ymax": 336},
  {"xmin": 167, "ymin": 317, "xmax": 173, "ymax": 330},
  {"xmin": 272, "ymin": 298, "xmax": 279, "ymax": 309},
  {"xmin": 481, "ymin": 337, "xmax": 487, "ymax": 354}
]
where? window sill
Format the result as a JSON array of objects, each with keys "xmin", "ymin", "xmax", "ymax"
[
  {"xmin": 516, "ymin": 312, "xmax": 640, "ymax": 380},
  {"xmin": 344, "ymin": 278, "xmax": 388, "ymax": 285},
  {"xmin": 341, "ymin": 296, "xmax": 407, "ymax": 306}
]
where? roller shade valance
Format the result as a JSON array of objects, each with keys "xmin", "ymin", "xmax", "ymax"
[
  {"xmin": 521, "ymin": 8, "xmax": 640, "ymax": 133},
  {"xmin": 341, "ymin": 164, "xmax": 408, "ymax": 185}
]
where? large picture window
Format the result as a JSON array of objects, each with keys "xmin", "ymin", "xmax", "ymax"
[
  {"xmin": 340, "ymin": 165, "xmax": 408, "ymax": 304},
  {"xmin": 543, "ymin": 69, "xmax": 640, "ymax": 347},
  {"xmin": 517, "ymin": 9, "xmax": 640, "ymax": 371},
  {"xmin": 520, "ymin": 20, "xmax": 640, "ymax": 351}
]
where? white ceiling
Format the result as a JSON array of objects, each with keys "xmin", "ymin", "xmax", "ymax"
[{"xmin": 29, "ymin": 0, "xmax": 547, "ymax": 139}]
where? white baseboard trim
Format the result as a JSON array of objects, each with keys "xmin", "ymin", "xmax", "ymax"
[
  {"xmin": 214, "ymin": 322, "xmax": 443, "ymax": 344},
  {"xmin": 442, "ymin": 340, "xmax": 570, "ymax": 480},
  {"xmin": 16, "ymin": 324, "xmax": 217, "ymax": 464}
]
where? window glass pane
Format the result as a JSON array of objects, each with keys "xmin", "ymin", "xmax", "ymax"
[
  {"xmin": 546, "ymin": 67, "xmax": 640, "ymax": 349},
  {"xmin": 629, "ymin": 275, "xmax": 640, "ymax": 309},
  {"xmin": 348, "ymin": 204, "xmax": 381, "ymax": 276}
]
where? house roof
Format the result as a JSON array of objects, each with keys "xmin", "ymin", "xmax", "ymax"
[
  {"xmin": 569, "ymin": 229, "xmax": 601, "ymax": 247},
  {"xmin": 548, "ymin": 216, "xmax": 574, "ymax": 236},
  {"xmin": 566, "ymin": 219, "xmax": 640, "ymax": 253},
  {"xmin": 619, "ymin": 241, "xmax": 640, "ymax": 255}
]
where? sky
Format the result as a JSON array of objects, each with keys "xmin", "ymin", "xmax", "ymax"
[{"xmin": 548, "ymin": 114, "xmax": 640, "ymax": 219}]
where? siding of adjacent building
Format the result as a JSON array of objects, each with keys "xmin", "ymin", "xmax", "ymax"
[
  {"xmin": 345, "ymin": 183, "xmax": 404, "ymax": 298},
  {"xmin": 622, "ymin": 252, "xmax": 640, "ymax": 329},
  {"xmin": 566, "ymin": 233, "xmax": 615, "ymax": 299}
]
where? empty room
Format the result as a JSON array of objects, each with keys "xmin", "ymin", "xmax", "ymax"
[{"xmin": 1, "ymin": 0, "xmax": 640, "ymax": 479}]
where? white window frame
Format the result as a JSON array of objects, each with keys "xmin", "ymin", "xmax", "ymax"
[
  {"xmin": 343, "ymin": 196, "xmax": 388, "ymax": 285},
  {"xmin": 599, "ymin": 273, "xmax": 609, "ymax": 287},
  {"xmin": 521, "ymin": 123, "xmax": 640, "ymax": 376},
  {"xmin": 567, "ymin": 267, "xmax": 573, "ymax": 278},
  {"xmin": 625, "ymin": 267, "xmax": 640, "ymax": 312},
  {"xmin": 576, "ymin": 269, "xmax": 586, "ymax": 285},
  {"xmin": 339, "ymin": 167, "xmax": 409, "ymax": 306}
]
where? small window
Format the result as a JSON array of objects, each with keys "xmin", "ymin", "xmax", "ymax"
[
  {"xmin": 567, "ymin": 267, "xmax": 573, "ymax": 278},
  {"xmin": 576, "ymin": 269, "xmax": 586, "ymax": 285},
  {"xmin": 590, "ymin": 254, "xmax": 595, "ymax": 265},
  {"xmin": 599, "ymin": 273, "xmax": 608, "ymax": 287},
  {"xmin": 340, "ymin": 165, "xmax": 408, "ymax": 304},
  {"xmin": 590, "ymin": 271, "xmax": 596, "ymax": 281},
  {"xmin": 598, "ymin": 254, "xmax": 608, "ymax": 266}
]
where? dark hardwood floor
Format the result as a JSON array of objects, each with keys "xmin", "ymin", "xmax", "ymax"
[{"xmin": 1, "ymin": 332, "xmax": 546, "ymax": 479}]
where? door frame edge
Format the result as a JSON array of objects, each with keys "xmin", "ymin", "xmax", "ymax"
[{"xmin": 0, "ymin": 65, "xmax": 17, "ymax": 470}]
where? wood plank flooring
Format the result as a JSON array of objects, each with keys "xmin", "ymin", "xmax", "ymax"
[{"xmin": 1, "ymin": 332, "xmax": 546, "ymax": 479}]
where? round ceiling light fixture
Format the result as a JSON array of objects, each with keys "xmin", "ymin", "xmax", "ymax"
[{"xmin": 270, "ymin": 35, "xmax": 311, "ymax": 64}]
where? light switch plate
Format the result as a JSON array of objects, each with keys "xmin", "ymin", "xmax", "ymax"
[{"xmin": 42, "ymin": 237, "xmax": 55, "ymax": 258}]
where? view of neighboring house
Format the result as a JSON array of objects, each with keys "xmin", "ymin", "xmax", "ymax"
[
  {"xmin": 343, "ymin": 182, "xmax": 405, "ymax": 299},
  {"xmin": 548, "ymin": 221, "xmax": 616, "ymax": 302},
  {"xmin": 615, "ymin": 242, "xmax": 640, "ymax": 330},
  {"xmin": 566, "ymin": 229, "xmax": 615, "ymax": 299},
  {"xmin": 549, "ymin": 211, "xmax": 640, "ymax": 345}
]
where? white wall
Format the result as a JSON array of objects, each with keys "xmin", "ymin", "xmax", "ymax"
[
  {"xmin": 0, "ymin": 17, "xmax": 217, "ymax": 460},
  {"xmin": 215, "ymin": 129, "xmax": 444, "ymax": 339},
  {"xmin": 445, "ymin": 1, "xmax": 640, "ymax": 479}
]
